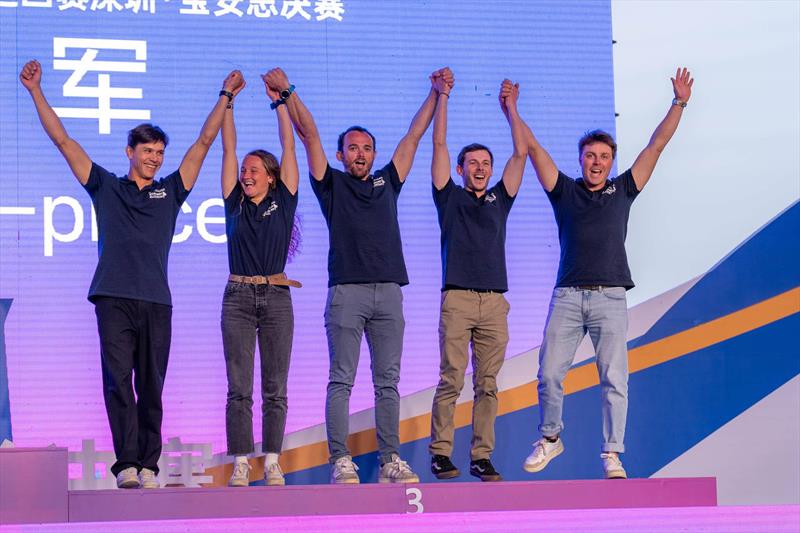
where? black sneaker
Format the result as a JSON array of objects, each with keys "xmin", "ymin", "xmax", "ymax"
[
  {"xmin": 470, "ymin": 458, "xmax": 502, "ymax": 482},
  {"xmin": 430, "ymin": 455, "xmax": 460, "ymax": 480}
]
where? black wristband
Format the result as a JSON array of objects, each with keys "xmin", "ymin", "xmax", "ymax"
[
  {"xmin": 270, "ymin": 98, "xmax": 286, "ymax": 110},
  {"xmin": 219, "ymin": 90, "xmax": 234, "ymax": 102}
]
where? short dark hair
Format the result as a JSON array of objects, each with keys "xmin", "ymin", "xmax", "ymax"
[
  {"xmin": 337, "ymin": 126, "xmax": 376, "ymax": 153},
  {"xmin": 127, "ymin": 123, "xmax": 169, "ymax": 149},
  {"xmin": 578, "ymin": 129, "xmax": 616, "ymax": 159},
  {"xmin": 457, "ymin": 143, "xmax": 494, "ymax": 168}
]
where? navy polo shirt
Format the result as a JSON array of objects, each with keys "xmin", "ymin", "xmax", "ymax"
[
  {"xmin": 433, "ymin": 178, "xmax": 515, "ymax": 292},
  {"xmin": 83, "ymin": 162, "xmax": 190, "ymax": 306},
  {"xmin": 547, "ymin": 169, "xmax": 640, "ymax": 289},
  {"xmin": 311, "ymin": 161, "xmax": 408, "ymax": 287},
  {"xmin": 224, "ymin": 179, "xmax": 297, "ymax": 276}
]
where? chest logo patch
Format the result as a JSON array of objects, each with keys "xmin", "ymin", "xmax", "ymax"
[
  {"xmin": 372, "ymin": 176, "xmax": 385, "ymax": 188},
  {"xmin": 263, "ymin": 201, "xmax": 278, "ymax": 217},
  {"xmin": 602, "ymin": 183, "xmax": 616, "ymax": 196},
  {"xmin": 149, "ymin": 188, "xmax": 167, "ymax": 199},
  {"xmin": 485, "ymin": 192, "xmax": 497, "ymax": 203}
]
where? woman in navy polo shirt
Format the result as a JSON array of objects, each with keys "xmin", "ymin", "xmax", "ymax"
[{"xmin": 220, "ymin": 73, "xmax": 300, "ymax": 487}]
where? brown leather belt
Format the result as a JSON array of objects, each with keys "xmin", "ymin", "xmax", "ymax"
[{"xmin": 228, "ymin": 273, "xmax": 302, "ymax": 288}]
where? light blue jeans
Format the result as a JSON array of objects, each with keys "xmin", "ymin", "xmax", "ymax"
[
  {"xmin": 324, "ymin": 283, "xmax": 404, "ymax": 464},
  {"xmin": 537, "ymin": 286, "xmax": 629, "ymax": 453}
]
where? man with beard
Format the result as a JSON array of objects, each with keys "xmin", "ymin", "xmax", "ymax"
[
  {"xmin": 427, "ymin": 72, "xmax": 528, "ymax": 482},
  {"xmin": 264, "ymin": 67, "xmax": 445, "ymax": 484}
]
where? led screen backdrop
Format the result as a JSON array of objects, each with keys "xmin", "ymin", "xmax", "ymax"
[{"xmin": 0, "ymin": 1, "xmax": 615, "ymax": 453}]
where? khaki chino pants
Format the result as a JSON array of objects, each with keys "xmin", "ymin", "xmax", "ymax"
[{"xmin": 429, "ymin": 290, "xmax": 509, "ymax": 460}]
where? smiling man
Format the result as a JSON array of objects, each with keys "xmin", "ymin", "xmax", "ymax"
[
  {"xmin": 19, "ymin": 60, "xmax": 243, "ymax": 489},
  {"xmin": 522, "ymin": 68, "xmax": 694, "ymax": 479},
  {"xmin": 265, "ymin": 67, "xmax": 442, "ymax": 484},
  {"xmin": 427, "ymin": 72, "xmax": 528, "ymax": 482}
]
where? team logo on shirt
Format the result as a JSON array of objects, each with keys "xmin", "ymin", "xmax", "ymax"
[
  {"xmin": 602, "ymin": 183, "xmax": 616, "ymax": 196},
  {"xmin": 262, "ymin": 201, "xmax": 278, "ymax": 218},
  {"xmin": 485, "ymin": 192, "xmax": 497, "ymax": 203},
  {"xmin": 148, "ymin": 188, "xmax": 167, "ymax": 199},
  {"xmin": 372, "ymin": 176, "xmax": 385, "ymax": 188}
]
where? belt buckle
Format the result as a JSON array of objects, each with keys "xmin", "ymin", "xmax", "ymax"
[{"xmin": 253, "ymin": 276, "xmax": 268, "ymax": 284}]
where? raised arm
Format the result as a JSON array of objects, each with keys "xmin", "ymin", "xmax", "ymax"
[
  {"xmin": 264, "ymin": 68, "xmax": 328, "ymax": 182},
  {"xmin": 525, "ymin": 118, "xmax": 559, "ymax": 193},
  {"xmin": 498, "ymin": 79, "xmax": 528, "ymax": 197},
  {"xmin": 392, "ymin": 70, "xmax": 443, "ymax": 182},
  {"xmin": 261, "ymin": 74, "xmax": 299, "ymax": 195},
  {"xmin": 20, "ymin": 60, "xmax": 91, "ymax": 185},
  {"xmin": 630, "ymin": 67, "xmax": 694, "ymax": 191},
  {"xmin": 180, "ymin": 70, "xmax": 244, "ymax": 191},
  {"xmin": 221, "ymin": 74, "xmax": 246, "ymax": 199},
  {"xmin": 431, "ymin": 67, "xmax": 454, "ymax": 190}
]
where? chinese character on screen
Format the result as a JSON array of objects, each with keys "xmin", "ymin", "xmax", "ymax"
[{"xmin": 52, "ymin": 37, "xmax": 150, "ymax": 135}]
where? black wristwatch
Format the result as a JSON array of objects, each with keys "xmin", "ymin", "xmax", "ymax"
[
  {"xmin": 270, "ymin": 84, "xmax": 295, "ymax": 110},
  {"xmin": 280, "ymin": 84, "xmax": 295, "ymax": 100}
]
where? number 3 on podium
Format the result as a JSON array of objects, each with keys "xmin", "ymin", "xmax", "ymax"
[{"xmin": 405, "ymin": 487, "xmax": 424, "ymax": 513}]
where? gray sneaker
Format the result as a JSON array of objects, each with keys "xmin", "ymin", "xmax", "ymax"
[
  {"xmin": 378, "ymin": 454, "xmax": 419, "ymax": 484},
  {"xmin": 138, "ymin": 467, "xmax": 159, "ymax": 489},
  {"xmin": 228, "ymin": 460, "xmax": 251, "ymax": 487},
  {"xmin": 115, "ymin": 467, "xmax": 140, "ymax": 489},
  {"xmin": 265, "ymin": 462, "xmax": 285, "ymax": 486},
  {"xmin": 330, "ymin": 455, "xmax": 360, "ymax": 484}
]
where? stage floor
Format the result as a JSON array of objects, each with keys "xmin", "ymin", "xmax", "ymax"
[{"xmin": 1, "ymin": 505, "xmax": 799, "ymax": 533}]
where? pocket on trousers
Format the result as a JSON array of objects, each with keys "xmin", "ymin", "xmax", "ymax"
[
  {"xmin": 223, "ymin": 282, "xmax": 243, "ymax": 298},
  {"xmin": 603, "ymin": 287, "xmax": 627, "ymax": 300}
]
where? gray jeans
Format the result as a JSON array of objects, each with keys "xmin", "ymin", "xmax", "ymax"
[
  {"xmin": 324, "ymin": 283, "xmax": 404, "ymax": 464},
  {"xmin": 221, "ymin": 281, "xmax": 293, "ymax": 455}
]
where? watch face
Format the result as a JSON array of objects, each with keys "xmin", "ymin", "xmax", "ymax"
[{"xmin": 280, "ymin": 89, "xmax": 291, "ymax": 99}]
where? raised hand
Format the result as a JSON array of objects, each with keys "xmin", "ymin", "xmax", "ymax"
[
  {"xmin": 430, "ymin": 67, "xmax": 454, "ymax": 95},
  {"xmin": 499, "ymin": 78, "xmax": 519, "ymax": 116},
  {"xmin": 223, "ymin": 70, "xmax": 246, "ymax": 97},
  {"xmin": 260, "ymin": 73, "xmax": 281, "ymax": 102},
  {"xmin": 19, "ymin": 60, "xmax": 42, "ymax": 92},
  {"xmin": 264, "ymin": 68, "xmax": 291, "ymax": 92},
  {"xmin": 671, "ymin": 67, "xmax": 693, "ymax": 103}
]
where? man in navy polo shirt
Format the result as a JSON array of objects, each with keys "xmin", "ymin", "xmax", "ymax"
[
  {"xmin": 264, "ymin": 67, "xmax": 443, "ymax": 484},
  {"xmin": 20, "ymin": 60, "xmax": 244, "ymax": 489},
  {"xmin": 522, "ymin": 68, "xmax": 694, "ymax": 479},
  {"xmin": 428, "ymin": 72, "xmax": 529, "ymax": 482}
]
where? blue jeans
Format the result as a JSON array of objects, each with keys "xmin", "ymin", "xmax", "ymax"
[
  {"xmin": 537, "ymin": 286, "xmax": 628, "ymax": 453},
  {"xmin": 324, "ymin": 283, "xmax": 404, "ymax": 464},
  {"xmin": 221, "ymin": 282, "xmax": 293, "ymax": 455}
]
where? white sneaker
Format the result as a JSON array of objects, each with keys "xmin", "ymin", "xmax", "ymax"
[
  {"xmin": 228, "ymin": 460, "xmax": 251, "ymax": 487},
  {"xmin": 115, "ymin": 467, "xmax": 140, "ymax": 489},
  {"xmin": 523, "ymin": 437, "xmax": 564, "ymax": 473},
  {"xmin": 264, "ymin": 462, "xmax": 285, "ymax": 486},
  {"xmin": 378, "ymin": 454, "xmax": 419, "ymax": 484},
  {"xmin": 138, "ymin": 467, "xmax": 159, "ymax": 489},
  {"xmin": 601, "ymin": 452, "xmax": 627, "ymax": 479},
  {"xmin": 330, "ymin": 455, "xmax": 360, "ymax": 484}
]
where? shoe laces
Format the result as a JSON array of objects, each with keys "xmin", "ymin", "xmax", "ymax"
[
  {"xmin": 532, "ymin": 439, "xmax": 548, "ymax": 457},
  {"xmin": 601, "ymin": 453, "xmax": 622, "ymax": 467},
  {"xmin": 233, "ymin": 461, "xmax": 250, "ymax": 478},
  {"xmin": 266, "ymin": 462, "xmax": 283, "ymax": 476},
  {"xmin": 140, "ymin": 468, "xmax": 156, "ymax": 480},
  {"xmin": 385, "ymin": 456, "xmax": 412, "ymax": 475},
  {"xmin": 335, "ymin": 456, "xmax": 358, "ymax": 475}
]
